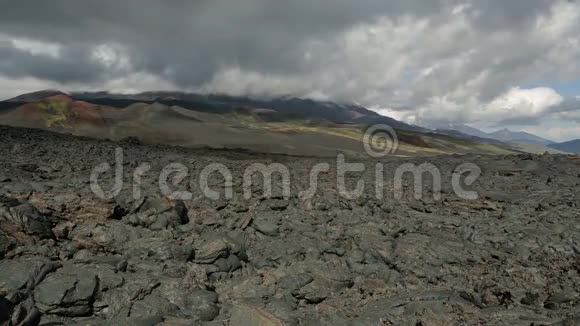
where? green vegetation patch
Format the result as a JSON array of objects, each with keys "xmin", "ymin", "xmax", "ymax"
[{"xmin": 36, "ymin": 99, "xmax": 72, "ymax": 128}]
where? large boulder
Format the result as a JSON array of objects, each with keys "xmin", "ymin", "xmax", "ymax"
[
  {"xmin": 71, "ymin": 220, "xmax": 154, "ymax": 252},
  {"xmin": 0, "ymin": 195, "xmax": 54, "ymax": 239},
  {"xmin": 0, "ymin": 258, "xmax": 61, "ymax": 295},
  {"xmin": 150, "ymin": 280, "xmax": 221, "ymax": 322},
  {"xmin": 34, "ymin": 268, "xmax": 98, "ymax": 317},
  {"xmin": 122, "ymin": 197, "xmax": 189, "ymax": 231},
  {"xmin": 3, "ymin": 298, "xmax": 41, "ymax": 326},
  {"xmin": 129, "ymin": 295, "xmax": 180, "ymax": 319},
  {"xmin": 188, "ymin": 289, "xmax": 220, "ymax": 321},
  {"xmin": 124, "ymin": 237, "xmax": 193, "ymax": 262}
]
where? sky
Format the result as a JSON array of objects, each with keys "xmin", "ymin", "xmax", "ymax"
[{"xmin": 1, "ymin": 0, "xmax": 580, "ymax": 142}]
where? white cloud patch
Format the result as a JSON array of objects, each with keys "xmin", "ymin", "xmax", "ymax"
[
  {"xmin": 3, "ymin": 35, "xmax": 62, "ymax": 58},
  {"xmin": 0, "ymin": 76, "xmax": 64, "ymax": 101},
  {"xmin": 91, "ymin": 44, "xmax": 132, "ymax": 71},
  {"xmin": 0, "ymin": 73, "xmax": 180, "ymax": 101},
  {"xmin": 481, "ymin": 87, "xmax": 564, "ymax": 122},
  {"xmin": 198, "ymin": 67, "xmax": 316, "ymax": 98}
]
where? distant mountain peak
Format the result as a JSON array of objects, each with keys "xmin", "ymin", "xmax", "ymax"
[
  {"xmin": 420, "ymin": 121, "xmax": 554, "ymax": 146},
  {"xmin": 488, "ymin": 129, "xmax": 554, "ymax": 145}
]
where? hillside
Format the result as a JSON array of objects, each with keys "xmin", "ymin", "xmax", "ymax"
[
  {"xmin": 0, "ymin": 94, "xmax": 106, "ymax": 130},
  {"xmin": 0, "ymin": 90, "xmax": 516, "ymax": 157},
  {"xmin": 71, "ymin": 91, "xmax": 423, "ymax": 131},
  {"xmin": 549, "ymin": 139, "xmax": 580, "ymax": 154},
  {"xmin": 422, "ymin": 122, "xmax": 490, "ymax": 139}
]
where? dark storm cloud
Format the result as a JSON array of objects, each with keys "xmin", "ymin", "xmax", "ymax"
[
  {"xmin": 0, "ymin": 42, "xmax": 107, "ymax": 83},
  {"xmin": 0, "ymin": 0, "xmax": 541, "ymax": 87},
  {"xmin": 0, "ymin": 0, "xmax": 579, "ymax": 131},
  {"xmin": 547, "ymin": 97, "xmax": 580, "ymax": 123},
  {"xmin": 0, "ymin": 0, "xmax": 442, "ymax": 86},
  {"xmin": 469, "ymin": 0, "xmax": 555, "ymax": 28}
]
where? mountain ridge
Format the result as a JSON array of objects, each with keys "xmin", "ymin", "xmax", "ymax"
[
  {"xmin": 548, "ymin": 139, "xmax": 580, "ymax": 153},
  {"xmin": 69, "ymin": 91, "xmax": 424, "ymax": 132},
  {"xmin": 422, "ymin": 122, "xmax": 554, "ymax": 146},
  {"xmin": 487, "ymin": 128, "xmax": 554, "ymax": 146},
  {"xmin": 0, "ymin": 90, "xmax": 517, "ymax": 157}
]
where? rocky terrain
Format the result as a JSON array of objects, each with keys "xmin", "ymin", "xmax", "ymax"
[{"xmin": 1, "ymin": 125, "xmax": 579, "ymax": 325}]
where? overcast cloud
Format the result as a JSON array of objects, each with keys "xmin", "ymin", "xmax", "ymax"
[{"xmin": 1, "ymin": 0, "xmax": 579, "ymax": 140}]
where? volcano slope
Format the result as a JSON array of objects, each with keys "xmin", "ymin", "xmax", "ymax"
[
  {"xmin": 0, "ymin": 125, "xmax": 579, "ymax": 326},
  {"xmin": 0, "ymin": 91, "xmax": 517, "ymax": 157}
]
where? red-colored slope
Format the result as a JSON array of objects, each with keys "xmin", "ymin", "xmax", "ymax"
[{"xmin": 9, "ymin": 95, "xmax": 106, "ymax": 128}]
